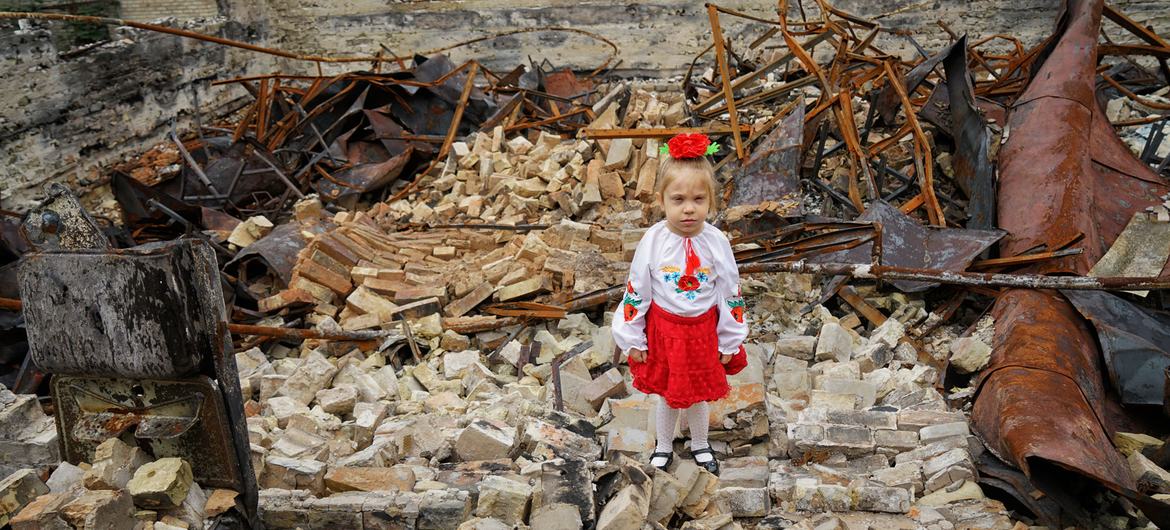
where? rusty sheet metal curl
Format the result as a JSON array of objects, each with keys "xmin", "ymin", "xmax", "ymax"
[{"xmin": 975, "ymin": 0, "xmax": 1170, "ymax": 525}]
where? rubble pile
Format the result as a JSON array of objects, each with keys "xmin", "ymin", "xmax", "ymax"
[
  {"xmin": 9, "ymin": 0, "xmax": 1170, "ymax": 528},
  {"xmin": 0, "ymin": 435, "xmax": 239, "ymax": 530}
]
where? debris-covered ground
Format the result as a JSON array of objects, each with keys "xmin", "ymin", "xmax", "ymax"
[{"xmin": 5, "ymin": 0, "xmax": 1170, "ymax": 528}]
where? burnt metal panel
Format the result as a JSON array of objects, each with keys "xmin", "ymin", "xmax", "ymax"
[
  {"xmin": 727, "ymin": 103, "xmax": 805, "ymax": 212},
  {"xmin": 1063, "ymin": 289, "xmax": 1170, "ymax": 406},
  {"xmin": 809, "ymin": 200, "xmax": 1004, "ymax": 292}
]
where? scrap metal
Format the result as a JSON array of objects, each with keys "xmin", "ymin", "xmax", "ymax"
[{"xmin": 972, "ymin": 0, "xmax": 1170, "ymax": 526}]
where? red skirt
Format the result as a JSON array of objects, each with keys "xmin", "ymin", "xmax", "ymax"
[{"xmin": 628, "ymin": 303, "xmax": 747, "ymax": 409}]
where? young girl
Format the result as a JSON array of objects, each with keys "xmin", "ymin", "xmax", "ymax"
[{"xmin": 612, "ymin": 133, "xmax": 749, "ymax": 476}]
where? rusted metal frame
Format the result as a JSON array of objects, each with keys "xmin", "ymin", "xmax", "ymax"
[
  {"xmin": 838, "ymin": 285, "xmax": 887, "ymax": 326},
  {"xmin": 237, "ymin": 138, "xmax": 307, "ymax": 199},
  {"xmin": 738, "ymin": 232, "xmax": 875, "ymax": 263},
  {"xmin": 707, "ymin": 4, "xmax": 746, "ymax": 160},
  {"xmin": 882, "ymin": 164, "xmax": 965, "ymax": 211},
  {"xmin": 735, "ymin": 224, "xmax": 875, "ymax": 259},
  {"xmin": 390, "ymin": 61, "xmax": 480, "ymax": 202},
  {"xmin": 1111, "ymin": 115, "xmax": 1167, "ymax": 127},
  {"xmin": 256, "ymin": 78, "xmax": 270, "ymax": 141},
  {"xmin": 1140, "ymin": 116, "xmax": 1169, "ymax": 163},
  {"xmin": 739, "ymin": 261, "xmax": 1170, "ymax": 291},
  {"xmin": 483, "ymin": 302, "xmax": 567, "ymax": 320},
  {"xmin": 835, "ymin": 90, "xmax": 879, "ymax": 203},
  {"xmin": 504, "ymin": 107, "xmax": 589, "ymax": 133},
  {"xmin": 867, "ymin": 122, "xmax": 913, "ymax": 155},
  {"xmin": 700, "ymin": 75, "xmax": 816, "ymax": 118},
  {"xmin": 882, "ymin": 61, "xmax": 944, "ymax": 225},
  {"xmin": 970, "ymin": 248, "xmax": 1085, "ymax": 270},
  {"xmin": 227, "ymin": 323, "xmax": 392, "ymax": 343},
  {"xmin": 1098, "ymin": 43, "xmax": 1170, "ymax": 59},
  {"xmin": 1102, "ymin": 73, "xmax": 1170, "ymax": 111},
  {"xmin": 815, "ymin": 0, "xmax": 878, "ymax": 30},
  {"xmin": 144, "ymin": 199, "xmax": 234, "ymax": 258},
  {"xmin": 550, "ymin": 340, "xmax": 593, "ymax": 412},
  {"xmin": 170, "ymin": 127, "xmax": 221, "ymax": 197},
  {"xmin": 1101, "ymin": 3, "xmax": 1170, "ymax": 84},
  {"xmin": 806, "ymin": 172, "xmax": 861, "ymax": 216},
  {"xmin": 693, "ymin": 31, "xmax": 833, "ymax": 113},
  {"xmin": 580, "ymin": 125, "xmax": 751, "ymax": 140}
]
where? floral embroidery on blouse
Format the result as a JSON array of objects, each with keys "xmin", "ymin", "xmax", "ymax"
[
  {"xmin": 660, "ymin": 266, "xmax": 711, "ymax": 301},
  {"xmin": 622, "ymin": 280, "xmax": 643, "ymax": 321},
  {"xmin": 726, "ymin": 287, "xmax": 746, "ymax": 323}
]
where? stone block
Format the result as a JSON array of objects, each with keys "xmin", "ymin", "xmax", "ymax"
[
  {"xmin": 1115, "ymin": 432, "xmax": 1164, "ymax": 458},
  {"xmin": 771, "ymin": 368, "xmax": 811, "ymax": 401},
  {"xmin": 647, "ymin": 469, "xmax": 686, "ymax": 523},
  {"xmin": 262, "ymin": 456, "xmax": 326, "ymax": 495},
  {"xmin": 713, "ymin": 486, "xmax": 769, "ymax": 517},
  {"xmin": 265, "ymin": 396, "xmax": 311, "ymax": 429},
  {"xmin": 869, "ymin": 318, "xmax": 905, "ymax": 348},
  {"xmin": 277, "ymin": 351, "xmax": 339, "ymax": 405},
  {"xmin": 596, "ymin": 483, "xmax": 649, "ymax": 530},
  {"xmin": 896, "ymin": 410, "xmax": 965, "ymax": 432},
  {"xmin": 325, "ymin": 466, "xmax": 415, "ymax": 493},
  {"xmin": 1130, "ymin": 452, "xmax": 1170, "ymax": 494},
  {"xmin": 127, "ymin": 458, "xmax": 193, "ymax": 510},
  {"xmin": 475, "ymin": 475, "xmax": 532, "ymax": 525},
  {"xmin": 854, "ymin": 485, "xmax": 911, "ymax": 513},
  {"xmin": 872, "ymin": 461, "xmax": 923, "ymax": 491},
  {"xmin": 0, "ymin": 469, "xmax": 49, "ymax": 526},
  {"xmin": 808, "ymin": 390, "xmax": 857, "ymax": 411},
  {"xmin": 444, "ymin": 350, "xmax": 481, "ymax": 379},
  {"xmin": 529, "ymin": 502, "xmax": 583, "ymax": 530},
  {"xmin": 520, "ymin": 420, "xmax": 601, "ymax": 461},
  {"xmin": 45, "ymin": 462, "xmax": 85, "ymax": 494},
  {"xmin": 582, "ymin": 368, "xmax": 628, "ymax": 409},
  {"xmin": 815, "ymin": 323, "xmax": 854, "ymax": 362},
  {"xmin": 919, "ymin": 421, "xmax": 970, "ymax": 444},
  {"xmin": 160, "ymin": 480, "xmax": 206, "ymax": 529},
  {"xmin": 718, "ymin": 456, "xmax": 769, "ymax": 488},
  {"xmin": 605, "ymin": 427, "xmax": 654, "ymax": 461},
  {"xmin": 315, "ymin": 385, "xmax": 358, "ymax": 415},
  {"xmin": 922, "ymin": 448, "xmax": 974, "ymax": 479},
  {"xmin": 538, "ymin": 459, "xmax": 594, "ymax": 527},
  {"xmin": 10, "ymin": 492, "xmax": 71, "ymax": 530},
  {"xmin": 455, "ymin": 419, "xmax": 516, "ymax": 462},
  {"xmin": 820, "ymin": 379, "xmax": 877, "ymax": 409},
  {"xmin": 949, "ymin": 337, "xmax": 991, "ymax": 374},
  {"xmin": 875, "ymin": 429, "xmax": 920, "ymax": 455},
  {"xmin": 822, "ymin": 424, "xmax": 875, "ymax": 456},
  {"xmin": 83, "ymin": 438, "xmax": 152, "ymax": 491},
  {"xmin": 418, "ymin": 489, "xmax": 473, "ymax": 530},
  {"xmin": 59, "ymin": 490, "xmax": 135, "ymax": 530},
  {"xmin": 917, "ymin": 479, "xmax": 984, "ymax": 506},
  {"xmin": 775, "ymin": 335, "xmax": 817, "ymax": 361}
]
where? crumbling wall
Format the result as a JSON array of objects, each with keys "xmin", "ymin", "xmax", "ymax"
[
  {"xmin": 119, "ymin": 0, "xmax": 220, "ymax": 22},
  {"xmin": 0, "ymin": 18, "xmax": 270, "ymax": 211},
  {"xmin": 260, "ymin": 0, "xmax": 1170, "ymax": 75}
]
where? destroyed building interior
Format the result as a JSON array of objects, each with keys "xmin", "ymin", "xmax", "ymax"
[{"xmin": 8, "ymin": 0, "xmax": 1170, "ymax": 529}]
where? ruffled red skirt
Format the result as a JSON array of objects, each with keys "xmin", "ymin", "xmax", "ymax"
[{"xmin": 628, "ymin": 303, "xmax": 747, "ymax": 409}]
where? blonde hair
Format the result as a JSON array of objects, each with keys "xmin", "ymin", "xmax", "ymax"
[{"xmin": 655, "ymin": 156, "xmax": 720, "ymax": 211}]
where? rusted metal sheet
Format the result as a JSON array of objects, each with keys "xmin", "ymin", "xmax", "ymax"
[
  {"xmin": 942, "ymin": 36, "xmax": 996, "ymax": 231},
  {"xmin": 975, "ymin": 0, "xmax": 1170, "ymax": 525},
  {"xmin": 726, "ymin": 103, "xmax": 804, "ymax": 211},
  {"xmin": 1063, "ymin": 289, "xmax": 1170, "ymax": 406},
  {"xmin": 809, "ymin": 200, "xmax": 1004, "ymax": 292}
]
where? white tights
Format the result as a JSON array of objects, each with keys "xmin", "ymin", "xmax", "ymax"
[{"xmin": 651, "ymin": 397, "xmax": 713, "ymax": 466}]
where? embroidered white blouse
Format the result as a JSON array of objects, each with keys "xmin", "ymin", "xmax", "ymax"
[{"xmin": 612, "ymin": 220, "xmax": 749, "ymax": 355}]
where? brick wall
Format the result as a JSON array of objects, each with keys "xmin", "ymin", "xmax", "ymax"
[{"xmin": 119, "ymin": 0, "xmax": 220, "ymax": 22}]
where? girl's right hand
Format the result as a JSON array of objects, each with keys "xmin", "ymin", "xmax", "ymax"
[{"xmin": 628, "ymin": 348, "xmax": 647, "ymax": 363}]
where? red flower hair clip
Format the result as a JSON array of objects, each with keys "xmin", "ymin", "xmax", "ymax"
[{"xmin": 659, "ymin": 133, "xmax": 720, "ymax": 159}]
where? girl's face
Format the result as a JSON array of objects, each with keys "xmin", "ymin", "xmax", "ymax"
[{"xmin": 657, "ymin": 170, "xmax": 710, "ymax": 237}]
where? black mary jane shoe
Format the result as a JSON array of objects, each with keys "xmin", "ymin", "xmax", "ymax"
[
  {"xmin": 649, "ymin": 451, "xmax": 674, "ymax": 471},
  {"xmin": 690, "ymin": 447, "xmax": 720, "ymax": 476}
]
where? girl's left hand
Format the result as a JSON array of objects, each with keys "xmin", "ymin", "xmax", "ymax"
[{"xmin": 720, "ymin": 353, "xmax": 733, "ymax": 364}]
